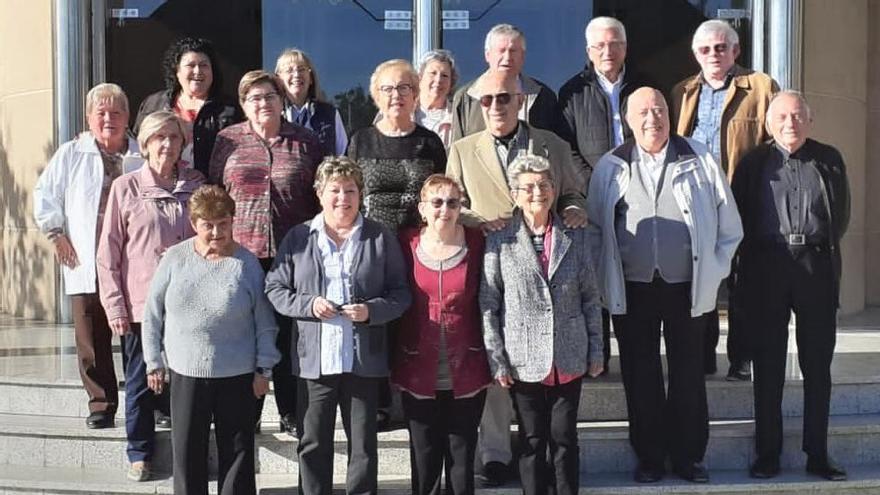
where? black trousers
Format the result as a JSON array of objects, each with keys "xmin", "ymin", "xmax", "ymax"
[
  {"xmin": 744, "ymin": 245, "xmax": 836, "ymax": 462},
  {"xmin": 300, "ymin": 373, "xmax": 380, "ymax": 495},
  {"xmin": 510, "ymin": 378, "xmax": 582, "ymax": 495},
  {"xmin": 170, "ymin": 371, "xmax": 256, "ymax": 495},
  {"xmin": 402, "ymin": 390, "xmax": 486, "ymax": 495},
  {"xmin": 70, "ymin": 292, "xmax": 118, "ymax": 414},
  {"xmin": 256, "ymin": 258, "xmax": 297, "ymax": 424},
  {"xmin": 601, "ymin": 309, "xmax": 612, "ymax": 371},
  {"xmin": 613, "ymin": 278, "xmax": 708, "ymax": 469},
  {"xmin": 703, "ymin": 283, "xmax": 750, "ymax": 372}
]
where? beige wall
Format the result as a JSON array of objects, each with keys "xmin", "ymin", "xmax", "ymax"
[
  {"xmin": 0, "ymin": 0, "xmax": 57, "ymax": 320},
  {"xmin": 803, "ymin": 0, "xmax": 868, "ymax": 314},
  {"xmin": 866, "ymin": 2, "xmax": 880, "ymax": 306}
]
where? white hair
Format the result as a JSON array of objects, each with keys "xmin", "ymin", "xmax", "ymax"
[
  {"xmin": 484, "ymin": 24, "xmax": 526, "ymax": 53},
  {"xmin": 692, "ymin": 19, "xmax": 739, "ymax": 50},
  {"xmin": 585, "ymin": 16, "xmax": 627, "ymax": 44},
  {"xmin": 765, "ymin": 90, "xmax": 814, "ymax": 132},
  {"xmin": 507, "ymin": 154, "xmax": 555, "ymax": 190}
]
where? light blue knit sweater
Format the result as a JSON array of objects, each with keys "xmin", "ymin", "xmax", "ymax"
[{"xmin": 142, "ymin": 238, "xmax": 280, "ymax": 378}]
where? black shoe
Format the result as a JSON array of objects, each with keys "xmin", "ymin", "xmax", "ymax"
[
  {"xmin": 726, "ymin": 361, "xmax": 752, "ymax": 381},
  {"xmin": 477, "ymin": 461, "xmax": 508, "ymax": 487},
  {"xmin": 674, "ymin": 462, "xmax": 709, "ymax": 483},
  {"xmin": 86, "ymin": 412, "xmax": 114, "ymax": 429},
  {"xmin": 155, "ymin": 413, "xmax": 172, "ymax": 429},
  {"xmin": 254, "ymin": 419, "xmax": 261, "ymax": 434},
  {"xmin": 279, "ymin": 413, "xmax": 296, "ymax": 434},
  {"xmin": 634, "ymin": 462, "xmax": 664, "ymax": 483},
  {"xmin": 376, "ymin": 409, "xmax": 391, "ymax": 432},
  {"xmin": 806, "ymin": 456, "xmax": 847, "ymax": 481},
  {"xmin": 749, "ymin": 457, "xmax": 780, "ymax": 479}
]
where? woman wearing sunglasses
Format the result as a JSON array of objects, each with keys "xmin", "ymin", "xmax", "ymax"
[{"xmin": 391, "ymin": 174, "xmax": 492, "ymax": 495}]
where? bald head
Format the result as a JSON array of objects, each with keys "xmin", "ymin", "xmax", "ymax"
[
  {"xmin": 625, "ymin": 87, "xmax": 670, "ymax": 154},
  {"xmin": 476, "ymin": 71, "xmax": 525, "ymax": 137}
]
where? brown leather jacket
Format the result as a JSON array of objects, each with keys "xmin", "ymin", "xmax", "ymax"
[{"xmin": 671, "ymin": 64, "xmax": 779, "ymax": 181}]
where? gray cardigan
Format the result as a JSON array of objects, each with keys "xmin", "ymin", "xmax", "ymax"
[
  {"xmin": 265, "ymin": 216, "xmax": 412, "ymax": 379},
  {"xmin": 141, "ymin": 238, "xmax": 281, "ymax": 378},
  {"xmin": 480, "ymin": 212, "xmax": 603, "ymax": 383}
]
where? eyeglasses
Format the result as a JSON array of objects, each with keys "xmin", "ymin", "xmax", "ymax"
[
  {"xmin": 589, "ymin": 41, "xmax": 626, "ymax": 52},
  {"xmin": 515, "ymin": 181, "xmax": 554, "ymax": 194},
  {"xmin": 696, "ymin": 43, "xmax": 729, "ymax": 56},
  {"xmin": 379, "ymin": 84, "xmax": 414, "ymax": 96},
  {"xmin": 281, "ymin": 65, "xmax": 311, "ymax": 75},
  {"xmin": 426, "ymin": 197, "xmax": 461, "ymax": 209},
  {"xmin": 479, "ymin": 92, "xmax": 517, "ymax": 107},
  {"xmin": 245, "ymin": 92, "xmax": 280, "ymax": 104}
]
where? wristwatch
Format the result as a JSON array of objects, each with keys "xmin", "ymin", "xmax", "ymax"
[{"xmin": 256, "ymin": 367, "xmax": 273, "ymax": 379}]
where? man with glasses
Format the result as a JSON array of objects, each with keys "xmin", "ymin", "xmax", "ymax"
[
  {"xmin": 671, "ymin": 19, "xmax": 778, "ymax": 382},
  {"xmin": 587, "ymin": 87, "xmax": 742, "ymax": 484},
  {"xmin": 558, "ymin": 16, "xmax": 651, "ymax": 376},
  {"xmin": 447, "ymin": 71, "xmax": 586, "ymax": 487},
  {"xmin": 451, "ymin": 23, "xmax": 563, "ymax": 143},
  {"xmin": 732, "ymin": 91, "xmax": 849, "ymax": 481}
]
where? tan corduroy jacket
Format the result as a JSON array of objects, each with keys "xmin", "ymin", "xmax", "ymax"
[{"xmin": 671, "ymin": 64, "xmax": 779, "ymax": 181}]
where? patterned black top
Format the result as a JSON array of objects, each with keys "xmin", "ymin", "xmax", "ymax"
[{"xmin": 347, "ymin": 125, "xmax": 447, "ymax": 232}]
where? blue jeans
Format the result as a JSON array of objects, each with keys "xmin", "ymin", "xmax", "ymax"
[{"xmin": 124, "ymin": 323, "xmax": 168, "ymax": 462}]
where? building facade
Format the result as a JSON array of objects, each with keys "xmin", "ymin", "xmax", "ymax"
[{"xmin": 0, "ymin": 0, "xmax": 877, "ymax": 320}]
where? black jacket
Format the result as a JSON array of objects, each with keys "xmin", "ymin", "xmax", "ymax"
[
  {"xmin": 732, "ymin": 139, "xmax": 851, "ymax": 305},
  {"xmin": 450, "ymin": 72, "xmax": 563, "ymax": 143},
  {"xmin": 133, "ymin": 90, "xmax": 242, "ymax": 177},
  {"xmin": 557, "ymin": 63, "xmax": 650, "ymax": 184}
]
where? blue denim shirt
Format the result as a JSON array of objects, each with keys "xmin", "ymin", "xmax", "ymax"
[{"xmin": 690, "ymin": 74, "xmax": 732, "ymax": 166}]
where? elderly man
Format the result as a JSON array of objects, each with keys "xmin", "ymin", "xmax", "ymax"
[
  {"xmin": 447, "ymin": 71, "xmax": 586, "ymax": 486},
  {"xmin": 671, "ymin": 19, "xmax": 778, "ymax": 380},
  {"xmin": 451, "ymin": 23, "xmax": 562, "ymax": 142},
  {"xmin": 731, "ymin": 91, "xmax": 849, "ymax": 481},
  {"xmin": 558, "ymin": 15, "xmax": 651, "ymax": 374},
  {"xmin": 587, "ymin": 87, "xmax": 742, "ymax": 483}
]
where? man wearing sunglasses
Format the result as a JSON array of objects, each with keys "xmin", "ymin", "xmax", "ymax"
[
  {"xmin": 447, "ymin": 70, "xmax": 586, "ymax": 488},
  {"xmin": 671, "ymin": 19, "xmax": 778, "ymax": 383},
  {"xmin": 450, "ymin": 23, "xmax": 563, "ymax": 143}
]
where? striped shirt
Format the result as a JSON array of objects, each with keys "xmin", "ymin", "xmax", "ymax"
[{"xmin": 209, "ymin": 120, "xmax": 324, "ymax": 258}]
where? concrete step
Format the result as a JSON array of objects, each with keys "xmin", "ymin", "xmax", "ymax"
[
  {"xmin": 3, "ymin": 374, "xmax": 879, "ymax": 422},
  {"xmin": 1, "ymin": 464, "xmax": 880, "ymax": 494},
  {"xmin": 1, "ymin": 412, "xmax": 878, "ymax": 475}
]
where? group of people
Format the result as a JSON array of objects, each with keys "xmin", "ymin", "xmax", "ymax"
[{"xmin": 32, "ymin": 14, "xmax": 850, "ymax": 495}]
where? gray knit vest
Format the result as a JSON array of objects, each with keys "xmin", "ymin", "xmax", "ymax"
[{"xmin": 613, "ymin": 137, "xmax": 693, "ymax": 283}]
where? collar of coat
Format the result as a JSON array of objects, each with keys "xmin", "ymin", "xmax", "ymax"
[
  {"xmin": 612, "ymin": 134, "xmax": 696, "ymax": 165},
  {"xmin": 682, "ymin": 64, "xmax": 753, "ymax": 93}
]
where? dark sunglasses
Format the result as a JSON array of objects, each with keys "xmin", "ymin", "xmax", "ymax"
[
  {"xmin": 696, "ymin": 43, "xmax": 728, "ymax": 55},
  {"xmin": 479, "ymin": 92, "xmax": 516, "ymax": 107},
  {"xmin": 426, "ymin": 197, "xmax": 461, "ymax": 209}
]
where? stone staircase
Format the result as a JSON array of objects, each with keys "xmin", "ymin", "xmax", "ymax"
[{"xmin": 0, "ymin": 313, "xmax": 879, "ymax": 493}]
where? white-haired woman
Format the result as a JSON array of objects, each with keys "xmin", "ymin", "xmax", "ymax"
[
  {"xmin": 415, "ymin": 49, "xmax": 458, "ymax": 148},
  {"xmin": 34, "ymin": 83, "xmax": 144, "ymax": 431},
  {"xmin": 96, "ymin": 110, "xmax": 204, "ymax": 481},
  {"xmin": 480, "ymin": 154, "xmax": 603, "ymax": 495}
]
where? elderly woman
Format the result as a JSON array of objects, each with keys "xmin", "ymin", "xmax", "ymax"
[
  {"xmin": 142, "ymin": 185, "xmax": 280, "ymax": 495},
  {"xmin": 275, "ymin": 47, "xmax": 347, "ymax": 156},
  {"xmin": 348, "ymin": 58, "xmax": 447, "ymax": 233},
  {"xmin": 392, "ymin": 174, "xmax": 491, "ymax": 495},
  {"xmin": 210, "ymin": 69, "xmax": 324, "ymax": 433},
  {"xmin": 415, "ymin": 49, "xmax": 457, "ymax": 148},
  {"xmin": 480, "ymin": 155, "xmax": 603, "ymax": 495},
  {"xmin": 348, "ymin": 59, "xmax": 446, "ymax": 426},
  {"xmin": 265, "ymin": 156, "xmax": 411, "ymax": 495},
  {"xmin": 95, "ymin": 110, "xmax": 204, "ymax": 481},
  {"xmin": 134, "ymin": 37, "xmax": 240, "ymax": 175},
  {"xmin": 34, "ymin": 83, "xmax": 144, "ymax": 430}
]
